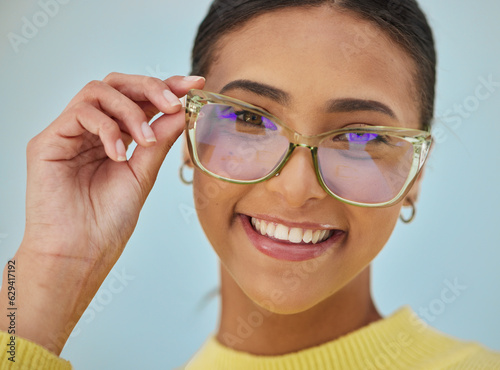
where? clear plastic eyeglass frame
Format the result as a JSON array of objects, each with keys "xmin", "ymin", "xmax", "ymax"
[{"xmin": 185, "ymin": 89, "xmax": 433, "ymax": 208}]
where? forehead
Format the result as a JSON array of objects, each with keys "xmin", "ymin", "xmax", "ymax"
[{"xmin": 205, "ymin": 5, "xmax": 420, "ymax": 127}]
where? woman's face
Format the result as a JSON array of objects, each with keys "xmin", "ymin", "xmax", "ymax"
[{"xmin": 192, "ymin": 5, "xmax": 421, "ymax": 314}]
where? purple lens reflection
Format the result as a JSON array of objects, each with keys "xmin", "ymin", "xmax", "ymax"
[
  {"xmin": 346, "ymin": 133, "xmax": 379, "ymax": 143},
  {"xmin": 317, "ymin": 134, "xmax": 414, "ymax": 204},
  {"xmin": 195, "ymin": 104, "xmax": 289, "ymax": 181},
  {"xmin": 216, "ymin": 108, "xmax": 277, "ymax": 131},
  {"xmin": 262, "ymin": 117, "xmax": 278, "ymax": 131},
  {"xmin": 217, "ymin": 110, "xmax": 237, "ymax": 120}
]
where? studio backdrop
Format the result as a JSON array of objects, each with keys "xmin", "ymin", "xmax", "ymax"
[{"xmin": 0, "ymin": 1, "xmax": 499, "ymax": 369}]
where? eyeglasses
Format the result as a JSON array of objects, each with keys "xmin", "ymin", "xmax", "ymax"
[{"xmin": 184, "ymin": 89, "xmax": 432, "ymax": 208}]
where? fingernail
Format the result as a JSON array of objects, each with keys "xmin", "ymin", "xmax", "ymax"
[
  {"xmin": 163, "ymin": 90, "xmax": 182, "ymax": 107},
  {"xmin": 183, "ymin": 75, "xmax": 205, "ymax": 82},
  {"xmin": 141, "ymin": 121, "xmax": 157, "ymax": 143},
  {"xmin": 116, "ymin": 139, "xmax": 127, "ymax": 161}
]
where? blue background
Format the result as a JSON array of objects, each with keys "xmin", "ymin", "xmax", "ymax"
[{"xmin": 1, "ymin": 1, "xmax": 499, "ymax": 368}]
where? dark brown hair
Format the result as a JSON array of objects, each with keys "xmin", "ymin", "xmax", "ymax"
[{"xmin": 191, "ymin": 0, "xmax": 436, "ymax": 129}]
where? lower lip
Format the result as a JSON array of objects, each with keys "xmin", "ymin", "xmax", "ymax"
[{"xmin": 239, "ymin": 214, "xmax": 345, "ymax": 262}]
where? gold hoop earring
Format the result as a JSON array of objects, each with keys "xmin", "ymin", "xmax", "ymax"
[
  {"xmin": 400, "ymin": 198, "xmax": 416, "ymax": 224},
  {"xmin": 179, "ymin": 161, "xmax": 193, "ymax": 185}
]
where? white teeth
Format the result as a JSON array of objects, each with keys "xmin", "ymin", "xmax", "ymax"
[
  {"xmin": 303, "ymin": 229, "xmax": 313, "ymax": 243},
  {"xmin": 289, "ymin": 228, "xmax": 303, "ymax": 243},
  {"xmin": 260, "ymin": 220, "xmax": 267, "ymax": 235},
  {"xmin": 312, "ymin": 230, "xmax": 321, "ymax": 244},
  {"xmin": 274, "ymin": 224, "xmax": 289, "ymax": 240},
  {"xmin": 251, "ymin": 217, "xmax": 332, "ymax": 245},
  {"xmin": 254, "ymin": 218, "xmax": 260, "ymax": 230},
  {"xmin": 266, "ymin": 223, "xmax": 276, "ymax": 237}
]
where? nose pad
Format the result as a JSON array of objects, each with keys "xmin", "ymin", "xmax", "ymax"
[{"xmin": 265, "ymin": 146, "xmax": 328, "ymax": 206}]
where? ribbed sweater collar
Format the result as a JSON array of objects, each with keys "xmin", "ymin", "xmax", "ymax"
[{"xmin": 185, "ymin": 305, "xmax": 471, "ymax": 369}]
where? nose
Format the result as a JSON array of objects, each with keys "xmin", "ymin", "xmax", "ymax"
[{"xmin": 264, "ymin": 146, "xmax": 328, "ymax": 207}]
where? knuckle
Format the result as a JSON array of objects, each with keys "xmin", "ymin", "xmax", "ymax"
[
  {"xmin": 26, "ymin": 133, "xmax": 46, "ymax": 158},
  {"xmin": 143, "ymin": 76, "xmax": 163, "ymax": 91},
  {"xmin": 84, "ymin": 79, "xmax": 105, "ymax": 90},
  {"xmin": 108, "ymin": 96, "xmax": 123, "ymax": 110},
  {"xmin": 103, "ymin": 71, "xmax": 122, "ymax": 83},
  {"xmin": 164, "ymin": 75, "xmax": 181, "ymax": 84},
  {"xmin": 26, "ymin": 136, "xmax": 39, "ymax": 155},
  {"xmin": 99, "ymin": 119, "xmax": 116, "ymax": 134},
  {"xmin": 70, "ymin": 101, "xmax": 90, "ymax": 118},
  {"xmin": 124, "ymin": 105, "xmax": 147, "ymax": 124}
]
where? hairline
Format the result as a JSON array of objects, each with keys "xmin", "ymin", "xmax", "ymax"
[{"xmin": 193, "ymin": 3, "xmax": 426, "ymax": 129}]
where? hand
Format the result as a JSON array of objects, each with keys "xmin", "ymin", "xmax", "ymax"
[{"xmin": 0, "ymin": 73, "xmax": 205, "ymax": 355}]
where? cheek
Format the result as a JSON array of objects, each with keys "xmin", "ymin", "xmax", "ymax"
[
  {"xmin": 302, "ymin": 206, "xmax": 401, "ymax": 307},
  {"xmin": 192, "ymin": 170, "xmax": 244, "ymax": 255},
  {"xmin": 192, "ymin": 166, "xmax": 403, "ymax": 314},
  {"xmin": 347, "ymin": 206, "xmax": 402, "ymax": 260}
]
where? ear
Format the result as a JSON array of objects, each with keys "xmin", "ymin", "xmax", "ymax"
[
  {"xmin": 404, "ymin": 139, "xmax": 434, "ymax": 205},
  {"xmin": 181, "ymin": 132, "xmax": 194, "ymax": 168},
  {"xmin": 403, "ymin": 166, "xmax": 426, "ymax": 206}
]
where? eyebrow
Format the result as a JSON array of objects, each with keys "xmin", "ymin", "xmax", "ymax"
[
  {"xmin": 220, "ymin": 80, "xmax": 290, "ymax": 106},
  {"xmin": 219, "ymin": 80, "xmax": 396, "ymax": 119},
  {"xmin": 326, "ymin": 98, "xmax": 396, "ymax": 118}
]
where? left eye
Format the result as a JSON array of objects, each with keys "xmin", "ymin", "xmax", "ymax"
[
  {"xmin": 346, "ymin": 133, "xmax": 379, "ymax": 143},
  {"xmin": 237, "ymin": 111, "xmax": 264, "ymax": 125}
]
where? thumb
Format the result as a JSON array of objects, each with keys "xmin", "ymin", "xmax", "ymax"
[{"xmin": 127, "ymin": 110, "xmax": 185, "ymax": 196}]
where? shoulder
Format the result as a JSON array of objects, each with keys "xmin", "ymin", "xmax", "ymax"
[
  {"xmin": 396, "ymin": 306, "xmax": 500, "ymax": 369},
  {"xmin": 427, "ymin": 341, "xmax": 500, "ymax": 369},
  {"xmin": 453, "ymin": 345, "xmax": 500, "ymax": 369}
]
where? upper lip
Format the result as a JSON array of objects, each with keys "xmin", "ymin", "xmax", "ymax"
[{"xmin": 243, "ymin": 213, "xmax": 345, "ymax": 231}]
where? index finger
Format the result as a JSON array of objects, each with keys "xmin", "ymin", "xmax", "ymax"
[{"xmin": 103, "ymin": 73, "xmax": 205, "ymax": 116}]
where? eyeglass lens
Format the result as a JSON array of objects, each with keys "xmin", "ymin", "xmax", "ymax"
[{"xmin": 194, "ymin": 103, "xmax": 414, "ymax": 204}]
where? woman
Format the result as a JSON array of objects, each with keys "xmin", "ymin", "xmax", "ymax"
[{"xmin": 1, "ymin": 0, "xmax": 499, "ymax": 368}]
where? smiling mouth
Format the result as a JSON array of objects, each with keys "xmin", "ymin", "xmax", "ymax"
[{"xmin": 250, "ymin": 216, "xmax": 335, "ymax": 245}]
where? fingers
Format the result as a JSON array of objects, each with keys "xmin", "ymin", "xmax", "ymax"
[
  {"xmin": 115, "ymin": 74, "xmax": 205, "ymax": 191},
  {"xmin": 127, "ymin": 109, "xmax": 185, "ymax": 192},
  {"xmin": 103, "ymin": 72, "xmax": 205, "ymax": 118},
  {"xmin": 53, "ymin": 102, "xmax": 129, "ymax": 162},
  {"xmin": 55, "ymin": 80, "xmax": 154, "ymax": 150},
  {"xmin": 41, "ymin": 73, "xmax": 205, "ymax": 165},
  {"xmin": 163, "ymin": 75, "xmax": 206, "ymax": 98}
]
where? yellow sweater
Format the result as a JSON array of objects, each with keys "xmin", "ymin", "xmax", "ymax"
[{"xmin": 1, "ymin": 306, "xmax": 499, "ymax": 369}]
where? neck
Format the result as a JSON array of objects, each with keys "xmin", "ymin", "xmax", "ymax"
[{"xmin": 216, "ymin": 264, "xmax": 382, "ymax": 356}]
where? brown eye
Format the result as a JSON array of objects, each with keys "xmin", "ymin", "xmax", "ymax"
[{"xmin": 241, "ymin": 111, "xmax": 263, "ymax": 125}]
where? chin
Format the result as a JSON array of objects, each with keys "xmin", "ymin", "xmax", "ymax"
[{"xmin": 240, "ymin": 277, "xmax": 338, "ymax": 316}]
